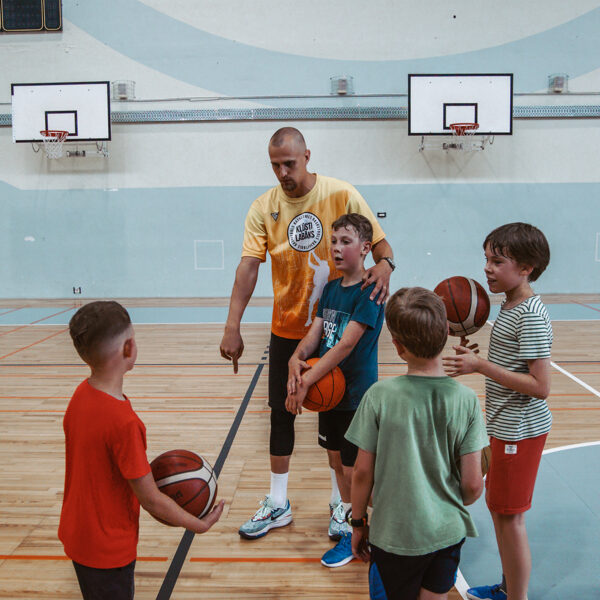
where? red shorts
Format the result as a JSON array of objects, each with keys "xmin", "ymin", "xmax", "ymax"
[{"xmin": 485, "ymin": 433, "xmax": 547, "ymax": 515}]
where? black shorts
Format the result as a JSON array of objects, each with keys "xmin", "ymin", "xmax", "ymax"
[
  {"xmin": 318, "ymin": 410, "xmax": 358, "ymax": 467},
  {"xmin": 73, "ymin": 559, "xmax": 135, "ymax": 600},
  {"xmin": 268, "ymin": 333, "xmax": 319, "ymax": 456},
  {"xmin": 369, "ymin": 539, "xmax": 464, "ymax": 599},
  {"xmin": 268, "ymin": 333, "xmax": 302, "ymax": 410}
]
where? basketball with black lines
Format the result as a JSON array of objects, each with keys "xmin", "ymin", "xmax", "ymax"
[
  {"xmin": 434, "ymin": 276, "xmax": 491, "ymax": 336},
  {"xmin": 150, "ymin": 449, "xmax": 217, "ymax": 524},
  {"xmin": 303, "ymin": 357, "xmax": 346, "ymax": 412}
]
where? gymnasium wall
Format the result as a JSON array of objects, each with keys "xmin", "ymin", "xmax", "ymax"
[{"xmin": 1, "ymin": 0, "xmax": 599, "ymax": 298}]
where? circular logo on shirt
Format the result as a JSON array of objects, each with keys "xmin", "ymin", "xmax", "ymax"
[{"xmin": 287, "ymin": 212, "xmax": 323, "ymax": 252}]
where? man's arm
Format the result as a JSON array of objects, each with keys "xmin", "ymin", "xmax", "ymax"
[
  {"xmin": 459, "ymin": 450, "xmax": 484, "ymax": 506},
  {"xmin": 351, "ymin": 448, "xmax": 375, "ymax": 562},
  {"xmin": 362, "ymin": 238, "xmax": 394, "ymax": 304},
  {"xmin": 219, "ymin": 256, "xmax": 261, "ymax": 373},
  {"xmin": 129, "ymin": 472, "xmax": 224, "ymax": 534}
]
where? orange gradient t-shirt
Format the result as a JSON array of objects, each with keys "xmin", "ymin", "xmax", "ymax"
[{"xmin": 242, "ymin": 174, "xmax": 385, "ymax": 339}]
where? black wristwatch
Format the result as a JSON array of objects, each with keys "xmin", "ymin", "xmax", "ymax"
[
  {"xmin": 378, "ymin": 256, "xmax": 396, "ymax": 271},
  {"xmin": 345, "ymin": 508, "xmax": 368, "ymax": 528}
]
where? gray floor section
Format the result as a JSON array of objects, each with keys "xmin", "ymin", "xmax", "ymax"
[{"xmin": 461, "ymin": 444, "xmax": 600, "ymax": 598}]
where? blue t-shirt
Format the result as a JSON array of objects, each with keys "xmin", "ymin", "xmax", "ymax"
[{"xmin": 316, "ymin": 278, "xmax": 385, "ymax": 410}]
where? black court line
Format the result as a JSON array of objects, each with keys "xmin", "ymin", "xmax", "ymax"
[{"xmin": 155, "ymin": 346, "xmax": 269, "ymax": 600}]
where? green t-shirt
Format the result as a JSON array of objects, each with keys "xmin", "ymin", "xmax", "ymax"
[{"xmin": 345, "ymin": 375, "xmax": 488, "ymax": 556}]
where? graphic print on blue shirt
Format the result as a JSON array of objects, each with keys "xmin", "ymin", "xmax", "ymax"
[
  {"xmin": 322, "ymin": 307, "xmax": 351, "ymax": 349},
  {"xmin": 316, "ymin": 278, "xmax": 384, "ymax": 411}
]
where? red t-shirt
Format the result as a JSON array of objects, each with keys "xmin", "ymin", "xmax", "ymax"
[{"xmin": 58, "ymin": 380, "xmax": 151, "ymax": 568}]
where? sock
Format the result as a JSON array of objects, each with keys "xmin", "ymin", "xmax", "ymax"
[
  {"xmin": 330, "ymin": 468, "xmax": 341, "ymax": 505},
  {"xmin": 269, "ymin": 472, "xmax": 288, "ymax": 508}
]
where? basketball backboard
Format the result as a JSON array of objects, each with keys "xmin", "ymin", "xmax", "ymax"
[
  {"xmin": 11, "ymin": 81, "xmax": 111, "ymax": 143},
  {"xmin": 408, "ymin": 74, "xmax": 513, "ymax": 136}
]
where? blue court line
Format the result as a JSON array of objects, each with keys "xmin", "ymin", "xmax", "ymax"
[{"xmin": 1, "ymin": 303, "xmax": 599, "ymax": 326}]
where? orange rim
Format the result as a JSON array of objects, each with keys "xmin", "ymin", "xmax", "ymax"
[{"xmin": 449, "ymin": 122, "xmax": 479, "ymax": 135}]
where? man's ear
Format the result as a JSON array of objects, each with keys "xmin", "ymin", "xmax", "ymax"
[{"xmin": 305, "ymin": 149, "xmax": 311, "ymax": 164}]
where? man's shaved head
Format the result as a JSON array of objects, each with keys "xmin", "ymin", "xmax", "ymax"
[{"xmin": 269, "ymin": 127, "xmax": 306, "ymax": 150}]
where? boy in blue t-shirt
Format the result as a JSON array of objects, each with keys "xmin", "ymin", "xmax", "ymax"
[{"xmin": 286, "ymin": 213, "xmax": 385, "ymax": 568}]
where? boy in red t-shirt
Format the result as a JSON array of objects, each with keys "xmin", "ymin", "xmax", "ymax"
[{"xmin": 59, "ymin": 301, "xmax": 224, "ymax": 599}]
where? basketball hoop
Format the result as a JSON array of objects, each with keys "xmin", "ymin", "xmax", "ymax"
[
  {"xmin": 449, "ymin": 122, "xmax": 479, "ymax": 136},
  {"xmin": 39, "ymin": 130, "xmax": 69, "ymax": 159}
]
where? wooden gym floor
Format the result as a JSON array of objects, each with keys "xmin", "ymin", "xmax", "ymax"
[{"xmin": 0, "ymin": 296, "xmax": 598, "ymax": 599}]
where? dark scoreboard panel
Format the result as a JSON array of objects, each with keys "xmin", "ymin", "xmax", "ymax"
[{"xmin": 1, "ymin": 0, "xmax": 62, "ymax": 32}]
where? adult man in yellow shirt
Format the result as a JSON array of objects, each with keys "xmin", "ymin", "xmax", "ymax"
[{"xmin": 220, "ymin": 127, "xmax": 394, "ymax": 539}]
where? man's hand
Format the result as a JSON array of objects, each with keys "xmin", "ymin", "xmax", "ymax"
[
  {"xmin": 443, "ymin": 344, "xmax": 480, "ymax": 377},
  {"xmin": 459, "ymin": 335, "xmax": 480, "ymax": 354},
  {"xmin": 351, "ymin": 526, "xmax": 371, "ymax": 562},
  {"xmin": 219, "ymin": 327, "xmax": 244, "ymax": 374},
  {"xmin": 287, "ymin": 356, "xmax": 310, "ymax": 395},
  {"xmin": 361, "ymin": 259, "xmax": 392, "ymax": 305}
]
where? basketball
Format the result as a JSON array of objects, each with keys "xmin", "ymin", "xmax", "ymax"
[
  {"xmin": 302, "ymin": 357, "xmax": 346, "ymax": 412},
  {"xmin": 150, "ymin": 449, "xmax": 218, "ymax": 524},
  {"xmin": 434, "ymin": 276, "xmax": 491, "ymax": 336},
  {"xmin": 481, "ymin": 445, "xmax": 492, "ymax": 476}
]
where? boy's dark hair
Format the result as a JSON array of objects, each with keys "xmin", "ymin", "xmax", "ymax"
[
  {"xmin": 69, "ymin": 301, "xmax": 131, "ymax": 365},
  {"xmin": 385, "ymin": 287, "xmax": 448, "ymax": 358},
  {"xmin": 484, "ymin": 222, "xmax": 550, "ymax": 282},
  {"xmin": 332, "ymin": 213, "xmax": 373, "ymax": 242}
]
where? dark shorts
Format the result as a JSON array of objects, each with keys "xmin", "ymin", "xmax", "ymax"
[
  {"xmin": 73, "ymin": 559, "xmax": 135, "ymax": 600},
  {"xmin": 318, "ymin": 409, "xmax": 358, "ymax": 467},
  {"xmin": 486, "ymin": 433, "xmax": 547, "ymax": 515},
  {"xmin": 268, "ymin": 333, "xmax": 315, "ymax": 456},
  {"xmin": 369, "ymin": 539, "xmax": 464, "ymax": 599}
]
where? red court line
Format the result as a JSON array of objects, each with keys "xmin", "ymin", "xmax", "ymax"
[
  {"xmin": 0, "ymin": 306, "xmax": 75, "ymax": 337},
  {"xmin": 0, "ymin": 306, "xmax": 24, "ymax": 317},
  {"xmin": 572, "ymin": 301, "xmax": 600, "ymax": 313},
  {"xmin": 190, "ymin": 557, "xmax": 321, "ymax": 563},
  {"xmin": 0, "ymin": 328, "xmax": 69, "ymax": 361},
  {"xmin": 0, "ymin": 555, "xmax": 167, "ymax": 562},
  {"xmin": 0, "ymin": 372, "xmax": 250, "ymax": 378}
]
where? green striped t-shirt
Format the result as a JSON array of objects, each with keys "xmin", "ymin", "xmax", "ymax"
[{"xmin": 485, "ymin": 295, "xmax": 553, "ymax": 441}]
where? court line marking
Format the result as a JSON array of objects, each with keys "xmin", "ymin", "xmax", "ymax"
[
  {"xmin": 572, "ymin": 301, "xmax": 600, "ymax": 313},
  {"xmin": 0, "ymin": 328, "xmax": 69, "ymax": 361},
  {"xmin": 0, "ymin": 307, "xmax": 24, "ymax": 317},
  {"xmin": 456, "ymin": 440, "xmax": 600, "ymax": 599},
  {"xmin": 0, "ymin": 307, "xmax": 75, "ymax": 336},
  {"xmin": 156, "ymin": 346, "xmax": 269, "ymax": 600},
  {"xmin": 550, "ymin": 361, "xmax": 600, "ymax": 398}
]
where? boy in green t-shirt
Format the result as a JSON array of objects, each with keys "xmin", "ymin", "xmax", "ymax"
[{"xmin": 345, "ymin": 287, "xmax": 488, "ymax": 600}]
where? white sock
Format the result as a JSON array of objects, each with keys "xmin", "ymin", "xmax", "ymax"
[
  {"xmin": 330, "ymin": 468, "xmax": 341, "ymax": 505},
  {"xmin": 269, "ymin": 472, "xmax": 288, "ymax": 508}
]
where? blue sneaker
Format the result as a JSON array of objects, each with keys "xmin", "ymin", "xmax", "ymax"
[
  {"xmin": 466, "ymin": 584, "xmax": 507, "ymax": 600},
  {"xmin": 238, "ymin": 496, "xmax": 292, "ymax": 539},
  {"xmin": 321, "ymin": 531, "xmax": 354, "ymax": 568}
]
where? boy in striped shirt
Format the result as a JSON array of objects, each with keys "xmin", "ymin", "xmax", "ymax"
[{"xmin": 444, "ymin": 223, "xmax": 552, "ymax": 600}]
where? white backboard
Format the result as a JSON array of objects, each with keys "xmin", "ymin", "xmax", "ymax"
[
  {"xmin": 408, "ymin": 74, "xmax": 513, "ymax": 135},
  {"xmin": 11, "ymin": 81, "xmax": 111, "ymax": 142}
]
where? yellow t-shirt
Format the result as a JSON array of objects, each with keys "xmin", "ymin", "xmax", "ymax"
[{"xmin": 242, "ymin": 174, "xmax": 386, "ymax": 339}]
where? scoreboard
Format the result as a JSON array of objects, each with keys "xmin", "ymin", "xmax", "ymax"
[{"xmin": 1, "ymin": 0, "xmax": 62, "ymax": 32}]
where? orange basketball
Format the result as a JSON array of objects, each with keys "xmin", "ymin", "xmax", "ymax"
[
  {"xmin": 434, "ymin": 276, "xmax": 491, "ymax": 336},
  {"xmin": 302, "ymin": 357, "xmax": 346, "ymax": 412},
  {"xmin": 150, "ymin": 449, "xmax": 218, "ymax": 525}
]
